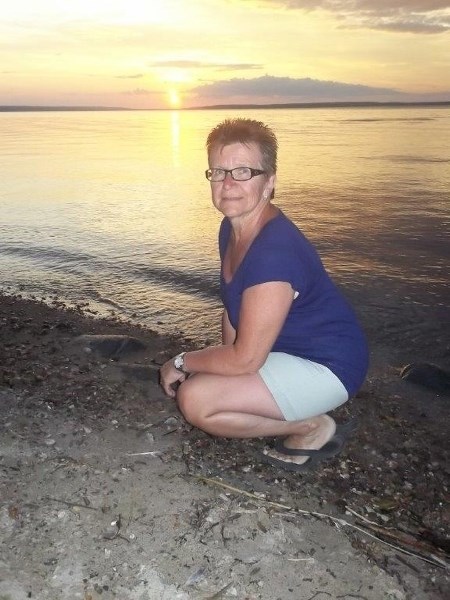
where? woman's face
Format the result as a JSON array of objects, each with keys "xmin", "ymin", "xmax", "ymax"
[{"xmin": 208, "ymin": 142, "xmax": 275, "ymax": 220}]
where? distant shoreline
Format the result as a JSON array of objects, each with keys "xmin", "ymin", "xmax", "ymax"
[{"xmin": 1, "ymin": 101, "xmax": 449, "ymax": 112}]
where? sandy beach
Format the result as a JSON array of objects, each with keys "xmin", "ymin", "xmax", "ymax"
[{"xmin": 0, "ymin": 290, "xmax": 448, "ymax": 599}]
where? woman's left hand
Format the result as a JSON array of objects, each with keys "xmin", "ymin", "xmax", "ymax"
[{"xmin": 160, "ymin": 359, "xmax": 186, "ymax": 397}]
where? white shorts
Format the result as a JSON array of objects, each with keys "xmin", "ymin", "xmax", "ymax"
[{"xmin": 259, "ymin": 352, "xmax": 349, "ymax": 421}]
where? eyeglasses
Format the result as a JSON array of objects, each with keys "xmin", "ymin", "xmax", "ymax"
[{"xmin": 205, "ymin": 167, "xmax": 266, "ymax": 182}]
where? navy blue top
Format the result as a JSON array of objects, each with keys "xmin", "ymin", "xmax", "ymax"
[{"xmin": 219, "ymin": 210, "xmax": 369, "ymax": 397}]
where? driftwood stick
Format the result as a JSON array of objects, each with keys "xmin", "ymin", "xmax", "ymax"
[
  {"xmin": 194, "ymin": 476, "xmax": 449, "ymax": 570},
  {"xmin": 352, "ymin": 518, "xmax": 449, "ymax": 568},
  {"xmin": 45, "ymin": 496, "xmax": 98, "ymax": 511}
]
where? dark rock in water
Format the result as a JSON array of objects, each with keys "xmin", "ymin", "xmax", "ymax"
[
  {"xmin": 74, "ymin": 334, "xmax": 147, "ymax": 360},
  {"xmin": 400, "ymin": 363, "xmax": 450, "ymax": 396}
]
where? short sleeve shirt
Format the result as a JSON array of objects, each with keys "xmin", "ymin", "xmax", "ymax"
[{"xmin": 219, "ymin": 211, "xmax": 369, "ymax": 397}]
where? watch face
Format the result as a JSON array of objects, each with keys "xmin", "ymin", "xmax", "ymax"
[{"xmin": 174, "ymin": 354, "xmax": 183, "ymax": 369}]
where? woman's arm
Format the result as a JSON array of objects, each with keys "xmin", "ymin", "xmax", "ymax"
[
  {"xmin": 222, "ymin": 309, "xmax": 236, "ymax": 345},
  {"xmin": 183, "ymin": 280, "xmax": 294, "ymax": 375}
]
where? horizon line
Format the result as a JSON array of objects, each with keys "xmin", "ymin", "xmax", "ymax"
[{"xmin": 1, "ymin": 100, "xmax": 449, "ymax": 112}]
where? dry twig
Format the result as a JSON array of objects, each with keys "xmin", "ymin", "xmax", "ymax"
[
  {"xmin": 194, "ymin": 476, "xmax": 449, "ymax": 570},
  {"xmin": 45, "ymin": 496, "xmax": 98, "ymax": 511}
]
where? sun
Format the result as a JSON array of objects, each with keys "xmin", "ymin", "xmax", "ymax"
[{"xmin": 168, "ymin": 89, "xmax": 181, "ymax": 109}]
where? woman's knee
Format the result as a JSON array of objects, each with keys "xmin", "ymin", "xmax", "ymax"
[{"xmin": 176, "ymin": 377, "xmax": 205, "ymax": 427}]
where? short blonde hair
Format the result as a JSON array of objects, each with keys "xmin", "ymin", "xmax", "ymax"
[{"xmin": 206, "ymin": 118, "xmax": 278, "ymax": 176}]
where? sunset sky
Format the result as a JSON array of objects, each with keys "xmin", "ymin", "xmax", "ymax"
[{"xmin": 2, "ymin": 0, "xmax": 449, "ymax": 109}]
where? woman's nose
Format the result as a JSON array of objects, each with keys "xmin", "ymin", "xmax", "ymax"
[{"xmin": 223, "ymin": 171, "xmax": 235, "ymax": 186}]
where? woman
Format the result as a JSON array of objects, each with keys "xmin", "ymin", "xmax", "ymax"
[{"xmin": 160, "ymin": 118, "xmax": 369, "ymax": 472}]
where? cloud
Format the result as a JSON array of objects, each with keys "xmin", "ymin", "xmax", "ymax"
[
  {"xmin": 115, "ymin": 74, "xmax": 144, "ymax": 79},
  {"xmin": 124, "ymin": 88, "xmax": 153, "ymax": 96},
  {"xmin": 190, "ymin": 75, "xmax": 405, "ymax": 103},
  {"xmin": 149, "ymin": 60, "xmax": 207, "ymax": 69},
  {"xmin": 253, "ymin": 0, "xmax": 450, "ymax": 33},
  {"xmin": 216, "ymin": 63, "xmax": 262, "ymax": 72},
  {"xmin": 278, "ymin": 1, "xmax": 449, "ymax": 9},
  {"xmin": 364, "ymin": 19, "xmax": 447, "ymax": 34},
  {"xmin": 148, "ymin": 60, "xmax": 263, "ymax": 72}
]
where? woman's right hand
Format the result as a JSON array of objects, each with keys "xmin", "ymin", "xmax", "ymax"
[{"xmin": 159, "ymin": 358, "xmax": 186, "ymax": 398}]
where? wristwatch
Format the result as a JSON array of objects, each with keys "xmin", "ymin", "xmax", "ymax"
[{"xmin": 173, "ymin": 352, "xmax": 188, "ymax": 373}]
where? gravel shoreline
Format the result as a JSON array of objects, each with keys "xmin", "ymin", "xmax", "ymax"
[{"xmin": 1, "ymin": 291, "xmax": 448, "ymax": 599}]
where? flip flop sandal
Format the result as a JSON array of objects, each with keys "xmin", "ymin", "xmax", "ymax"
[
  {"xmin": 261, "ymin": 451, "xmax": 320, "ymax": 473},
  {"xmin": 262, "ymin": 419, "xmax": 358, "ymax": 472},
  {"xmin": 273, "ymin": 419, "xmax": 358, "ymax": 458}
]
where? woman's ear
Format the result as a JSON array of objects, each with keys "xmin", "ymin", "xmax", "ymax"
[{"xmin": 267, "ymin": 173, "xmax": 276, "ymax": 200}]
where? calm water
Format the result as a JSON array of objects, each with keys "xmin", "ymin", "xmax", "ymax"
[{"xmin": 1, "ymin": 107, "xmax": 449, "ymax": 344}]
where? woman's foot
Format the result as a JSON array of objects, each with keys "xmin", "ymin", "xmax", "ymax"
[{"xmin": 263, "ymin": 414, "xmax": 336, "ymax": 466}]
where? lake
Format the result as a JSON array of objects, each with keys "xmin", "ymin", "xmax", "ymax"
[{"xmin": 1, "ymin": 107, "xmax": 449, "ymax": 344}]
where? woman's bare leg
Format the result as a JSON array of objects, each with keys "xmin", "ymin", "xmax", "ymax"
[{"xmin": 176, "ymin": 372, "xmax": 336, "ymax": 465}]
